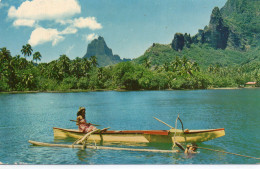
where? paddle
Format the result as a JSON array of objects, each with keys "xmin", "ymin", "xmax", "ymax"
[
  {"xmin": 153, "ymin": 117, "xmax": 174, "ymax": 129},
  {"xmin": 175, "ymin": 142, "xmax": 185, "ymax": 151},
  {"xmin": 72, "ymin": 127, "xmax": 110, "ymax": 148},
  {"xmin": 70, "ymin": 120, "xmax": 101, "ymax": 126}
]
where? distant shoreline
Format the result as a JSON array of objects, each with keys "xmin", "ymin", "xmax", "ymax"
[
  {"xmin": 209, "ymin": 87, "xmax": 241, "ymax": 90},
  {"xmin": 0, "ymin": 87, "xmax": 258, "ymax": 94}
]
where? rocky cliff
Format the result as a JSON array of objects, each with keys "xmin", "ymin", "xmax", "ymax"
[
  {"xmin": 172, "ymin": 0, "xmax": 260, "ymax": 51},
  {"xmin": 221, "ymin": 0, "xmax": 260, "ymax": 48},
  {"xmin": 83, "ymin": 36, "xmax": 131, "ymax": 67},
  {"xmin": 172, "ymin": 33, "xmax": 192, "ymax": 51},
  {"xmin": 193, "ymin": 7, "xmax": 230, "ymax": 50}
]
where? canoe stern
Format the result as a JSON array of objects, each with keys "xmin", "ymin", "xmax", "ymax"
[{"xmin": 170, "ymin": 128, "xmax": 225, "ymax": 143}]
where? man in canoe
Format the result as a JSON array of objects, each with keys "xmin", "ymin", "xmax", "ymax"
[{"xmin": 76, "ymin": 107, "xmax": 97, "ymax": 133}]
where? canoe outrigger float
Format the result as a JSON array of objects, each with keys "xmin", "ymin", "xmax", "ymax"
[{"xmin": 53, "ymin": 116, "xmax": 225, "ymax": 144}]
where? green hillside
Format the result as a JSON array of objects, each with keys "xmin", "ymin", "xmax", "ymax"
[
  {"xmin": 135, "ymin": 43, "xmax": 260, "ymax": 68},
  {"xmin": 134, "ymin": 0, "xmax": 260, "ymax": 68}
]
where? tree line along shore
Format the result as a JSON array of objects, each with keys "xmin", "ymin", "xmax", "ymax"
[{"xmin": 0, "ymin": 44, "xmax": 259, "ymax": 93}]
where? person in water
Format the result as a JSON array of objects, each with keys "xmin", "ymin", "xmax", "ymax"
[
  {"xmin": 184, "ymin": 144, "xmax": 197, "ymax": 154},
  {"xmin": 76, "ymin": 107, "xmax": 97, "ymax": 133}
]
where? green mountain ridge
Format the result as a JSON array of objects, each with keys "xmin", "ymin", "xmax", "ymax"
[
  {"xmin": 134, "ymin": 0, "xmax": 260, "ymax": 68},
  {"xmin": 221, "ymin": 0, "xmax": 260, "ymax": 46},
  {"xmin": 135, "ymin": 43, "xmax": 259, "ymax": 68}
]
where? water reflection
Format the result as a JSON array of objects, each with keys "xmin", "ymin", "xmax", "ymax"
[
  {"xmin": 50, "ymin": 132, "xmax": 233, "ymax": 164},
  {"xmin": 76, "ymin": 149, "xmax": 96, "ymax": 163}
]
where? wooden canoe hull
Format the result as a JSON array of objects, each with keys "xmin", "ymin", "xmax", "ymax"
[
  {"xmin": 53, "ymin": 127, "xmax": 225, "ymax": 143},
  {"xmin": 169, "ymin": 128, "xmax": 226, "ymax": 143}
]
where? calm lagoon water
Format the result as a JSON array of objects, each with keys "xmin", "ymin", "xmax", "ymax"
[{"xmin": 0, "ymin": 89, "xmax": 259, "ymax": 164}]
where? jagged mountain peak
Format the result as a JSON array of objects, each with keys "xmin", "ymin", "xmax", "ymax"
[
  {"xmin": 209, "ymin": 7, "xmax": 224, "ymax": 27},
  {"xmin": 83, "ymin": 36, "xmax": 130, "ymax": 67}
]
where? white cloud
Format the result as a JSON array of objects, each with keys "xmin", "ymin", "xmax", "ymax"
[
  {"xmin": 86, "ymin": 33, "xmax": 98, "ymax": 42},
  {"xmin": 29, "ymin": 27, "xmax": 64, "ymax": 46},
  {"xmin": 60, "ymin": 27, "xmax": 78, "ymax": 35},
  {"xmin": 74, "ymin": 17, "xmax": 102, "ymax": 30},
  {"xmin": 57, "ymin": 17, "xmax": 103, "ymax": 30},
  {"xmin": 56, "ymin": 19, "xmax": 73, "ymax": 25},
  {"xmin": 7, "ymin": 0, "xmax": 103, "ymax": 46},
  {"xmin": 13, "ymin": 19, "xmax": 35, "ymax": 27},
  {"xmin": 8, "ymin": 0, "xmax": 81, "ymax": 21}
]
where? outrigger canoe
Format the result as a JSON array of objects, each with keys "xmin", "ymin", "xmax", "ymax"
[{"xmin": 53, "ymin": 127, "xmax": 225, "ymax": 143}]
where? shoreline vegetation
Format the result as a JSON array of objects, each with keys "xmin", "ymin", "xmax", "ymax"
[
  {"xmin": 0, "ymin": 45, "xmax": 259, "ymax": 93},
  {"xmin": 0, "ymin": 87, "xmax": 258, "ymax": 95}
]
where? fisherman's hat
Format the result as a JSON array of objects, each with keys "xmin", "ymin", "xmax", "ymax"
[{"xmin": 78, "ymin": 107, "xmax": 86, "ymax": 111}]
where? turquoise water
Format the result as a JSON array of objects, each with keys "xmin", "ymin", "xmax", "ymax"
[{"xmin": 0, "ymin": 89, "xmax": 259, "ymax": 164}]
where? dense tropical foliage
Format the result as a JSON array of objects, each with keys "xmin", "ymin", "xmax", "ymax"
[
  {"xmin": 1, "ymin": 0, "xmax": 259, "ymax": 92},
  {"xmin": 134, "ymin": 43, "xmax": 260, "ymax": 69},
  {"xmin": 0, "ymin": 45, "xmax": 259, "ymax": 92}
]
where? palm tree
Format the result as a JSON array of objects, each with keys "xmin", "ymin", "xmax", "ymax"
[
  {"xmin": 70, "ymin": 57, "xmax": 83, "ymax": 78},
  {"xmin": 98, "ymin": 67, "xmax": 104, "ymax": 80},
  {"xmin": 90, "ymin": 56, "xmax": 98, "ymax": 67},
  {"xmin": 0, "ymin": 47, "xmax": 11, "ymax": 62},
  {"xmin": 208, "ymin": 65, "xmax": 214, "ymax": 72},
  {"xmin": 192, "ymin": 62, "xmax": 200, "ymax": 72},
  {"xmin": 82, "ymin": 58, "xmax": 91, "ymax": 74},
  {"xmin": 37, "ymin": 63, "xmax": 47, "ymax": 75},
  {"xmin": 163, "ymin": 62, "xmax": 169, "ymax": 72},
  {"xmin": 19, "ymin": 58, "xmax": 28, "ymax": 69},
  {"xmin": 185, "ymin": 62, "xmax": 194, "ymax": 76},
  {"xmin": 21, "ymin": 44, "xmax": 33, "ymax": 58},
  {"xmin": 182, "ymin": 56, "xmax": 188, "ymax": 67},
  {"xmin": 58, "ymin": 54, "xmax": 70, "ymax": 76},
  {"xmin": 0, "ymin": 47, "xmax": 12, "ymax": 79},
  {"xmin": 33, "ymin": 51, "xmax": 42, "ymax": 64},
  {"xmin": 21, "ymin": 72, "xmax": 34, "ymax": 89},
  {"xmin": 153, "ymin": 64, "xmax": 159, "ymax": 71},
  {"xmin": 0, "ymin": 48, "xmax": 17, "ymax": 89},
  {"xmin": 143, "ymin": 57, "xmax": 151, "ymax": 69},
  {"xmin": 46, "ymin": 61, "xmax": 60, "ymax": 80},
  {"xmin": 172, "ymin": 56, "xmax": 181, "ymax": 71}
]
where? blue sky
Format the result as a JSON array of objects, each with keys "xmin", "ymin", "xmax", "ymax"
[{"xmin": 0, "ymin": 0, "xmax": 227, "ymax": 63}]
